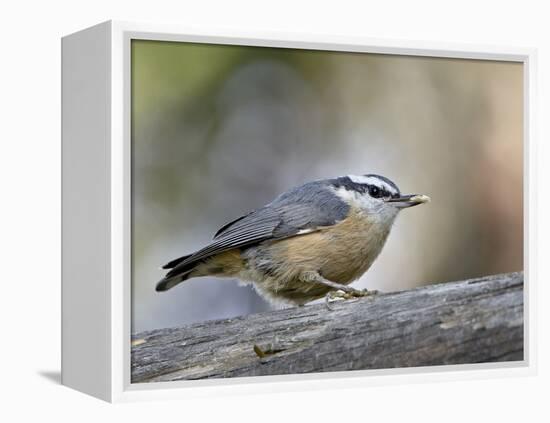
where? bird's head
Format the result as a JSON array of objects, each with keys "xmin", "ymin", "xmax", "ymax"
[{"xmin": 328, "ymin": 174, "xmax": 430, "ymax": 223}]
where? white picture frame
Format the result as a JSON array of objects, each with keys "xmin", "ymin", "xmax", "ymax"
[{"xmin": 61, "ymin": 20, "xmax": 537, "ymax": 403}]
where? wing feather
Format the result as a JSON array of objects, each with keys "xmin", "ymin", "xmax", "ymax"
[{"xmin": 163, "ymin": 181, "xmax": 350, "ymax": 279}]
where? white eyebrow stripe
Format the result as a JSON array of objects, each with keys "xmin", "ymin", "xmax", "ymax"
[
  {"xmin": 348, "ymin": 175, "xmax": 371, "ymax": 184},
  {"xmin": 347, "ymin": 175, "xmax": 398, "ymax": 194}
]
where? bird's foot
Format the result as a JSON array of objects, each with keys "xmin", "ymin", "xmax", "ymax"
[{"xmin": 324, "ymin": 288, "xmax": 379, "ymax": 310}]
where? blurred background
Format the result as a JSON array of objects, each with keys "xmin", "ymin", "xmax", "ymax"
[{"xmin": 131, "ymin": 40, "xmax": 523, "ymax": 333}]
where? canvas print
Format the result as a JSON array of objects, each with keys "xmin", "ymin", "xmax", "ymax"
[{"xmin": 130, "ymin": 40, "xmax": 524, "ymax": 383}]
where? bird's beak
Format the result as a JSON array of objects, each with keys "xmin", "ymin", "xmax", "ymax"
[{"xmin": 385, "ymin": 194, "xmax": 430, "ymax": 208}]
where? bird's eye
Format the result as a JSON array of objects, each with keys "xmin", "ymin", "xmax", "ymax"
[{"xmin": 368, "ymin": 185, "xmax": 382, "ymax": 198}]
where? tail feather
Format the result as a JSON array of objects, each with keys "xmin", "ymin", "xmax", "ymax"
[
  {"xmin": 156, "ymin": 272, "xmax": 191, "ymax": 292},
  {"xmin": 157, "ymin": 251, "xmax": 209, "ymax": 292},
  {"xmin": 161, "ymin": 253, "xmax": 193, "ymax": 270}
]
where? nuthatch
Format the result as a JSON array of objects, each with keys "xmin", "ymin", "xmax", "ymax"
[{"xmin": 156, "ymin": 174, "xmax": 430, "ymax": 306}]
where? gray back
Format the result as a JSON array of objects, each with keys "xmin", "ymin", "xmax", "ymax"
[{"xmin": 164, "ymin": 179, "xmax": 349, "ymax": 279}]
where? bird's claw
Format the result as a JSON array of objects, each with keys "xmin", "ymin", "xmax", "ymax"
[{"xmin": 324, "ymin": 288, "xmax": 379, "ymax": 310}]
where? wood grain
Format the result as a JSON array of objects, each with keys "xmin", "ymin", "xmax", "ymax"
[{"xmin": 131, "ymin": 272, "xmax": 524, "ymax": 382}]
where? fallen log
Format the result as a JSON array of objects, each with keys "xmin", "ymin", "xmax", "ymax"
[{"xmin": 131, "ymin": 271, "xmax": 524, "ymax": 382}]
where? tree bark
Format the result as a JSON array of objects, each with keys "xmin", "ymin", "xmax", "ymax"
[{"xmin": 131, "ymin": 271, "xmax": 523, "ymax": 382}]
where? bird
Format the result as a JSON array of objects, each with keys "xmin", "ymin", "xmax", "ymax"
[{"xmin": 156, "ymin": 174, "xmax": 430, "ymax": 307}]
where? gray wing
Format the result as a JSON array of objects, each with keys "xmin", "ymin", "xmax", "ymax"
[{"xmin": 163, "ymin": 181, "xmax": 349, "ymax": 278}]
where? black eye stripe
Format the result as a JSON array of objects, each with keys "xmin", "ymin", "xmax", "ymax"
[
  {"xmin": 367, "ymin": 184, "xmax": 397, "ymax": 199},
  {"xmin": 368, "ymin": 184, "xmax": 384, "ymax": 198},
  {"xmin": 364, "ymin": 174, "xmax": 400, "ymax": 194},
  {"xmin": 328, "ymin": 177, "xmax": 400, "ymax": 198}
]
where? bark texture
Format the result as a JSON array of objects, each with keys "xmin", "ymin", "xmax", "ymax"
[{"xmin": 132, "ymin": 272, "xmax": 524, "ymax": 382}]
